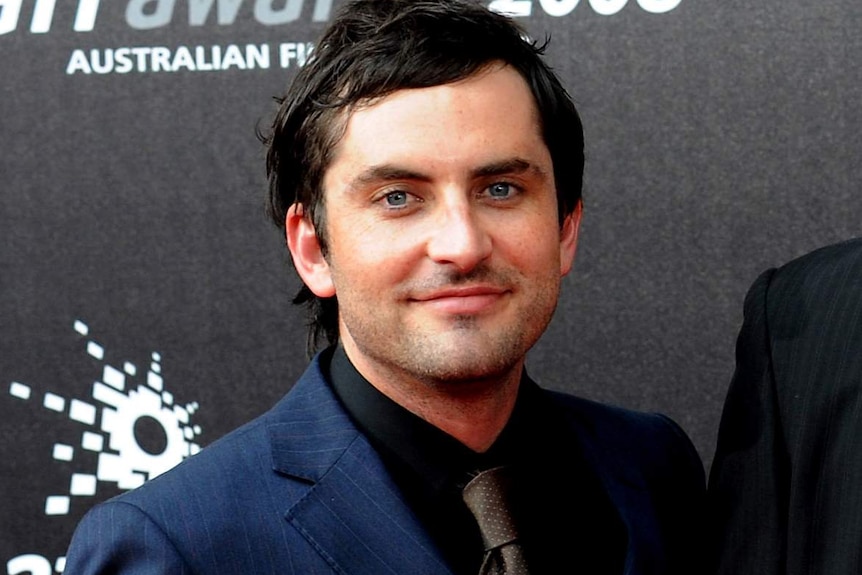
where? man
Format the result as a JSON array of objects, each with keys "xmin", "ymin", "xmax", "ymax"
[
  {"xmin": 709, "ymin": 237, "xmax": 862, "ymax": 575},
  {"xmin": 65, "ymin": 1, "xmax": 704, "ymax": 573}
]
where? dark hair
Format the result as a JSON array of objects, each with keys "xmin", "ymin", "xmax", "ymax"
[{"xmin": 263, "ymin": 0, "xmax": 584, "ymax": 354}]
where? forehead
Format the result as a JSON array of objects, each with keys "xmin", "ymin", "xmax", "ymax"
[{"xmin": 324, "ymin": 65, "xmax": 548, "ymax": 182}]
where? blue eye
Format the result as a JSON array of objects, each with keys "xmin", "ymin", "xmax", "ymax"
[
  {"xmin": 384, "ymin": 191, "xmax": 408, "ymax": 207},
  {"xmin": 488, "ymin": 183, "xmax": 513, "ymax": 198}
]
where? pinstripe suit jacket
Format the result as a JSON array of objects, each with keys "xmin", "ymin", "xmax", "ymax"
[
  {"xmin": 709, "ymin": 237, "xmax": 862, "ymax": 575},
  {"xmin": 65, "ymin": 353, "xmax": 704, "ymax": 574}
]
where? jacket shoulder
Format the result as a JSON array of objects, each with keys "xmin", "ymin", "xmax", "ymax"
[
  {"xmin": 545, "ymin": 391, "xmax": 705, "ymax": 573},
  {"xmin": 768, "ymin": 236, "xmax": 862, "ymax": 296},
  {"xmin": 546, "ymin": 390, "xmax": 703, "ymax": 482},
  {"xmin": 65, "ymin": 359, "xmax": 347, "ymax": 573}
]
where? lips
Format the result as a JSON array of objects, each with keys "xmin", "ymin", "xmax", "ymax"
[{"xmin": 410, "ymin": 286, "xmax": 509, "ymax": 315}]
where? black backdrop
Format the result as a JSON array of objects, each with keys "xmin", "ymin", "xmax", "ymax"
[{"xmin": 2, "ymin": 0, "xmax": 860, "ymax": 571}]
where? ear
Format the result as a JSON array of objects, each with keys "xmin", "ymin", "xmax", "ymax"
[
  {"xmin": 559, "ymin": 200, "xmax": 582, "ymax": 277},
  {"xmin": 285, "ymin": 204, "xmax": 336, "ymax": 298}
]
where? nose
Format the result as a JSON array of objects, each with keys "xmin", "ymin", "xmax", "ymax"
[{"xmin": 426, "ymin": 201, "xmax": 492, "ymax": 272}]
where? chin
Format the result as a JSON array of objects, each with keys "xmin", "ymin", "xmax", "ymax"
[{"xmin": 410, "ymin": 342, "xmax": 526, "ymax": 384}]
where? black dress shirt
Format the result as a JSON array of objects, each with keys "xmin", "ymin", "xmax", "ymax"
[{"xmin": 326, "ymin": 346, "xmax": 626, "ymax": 575}]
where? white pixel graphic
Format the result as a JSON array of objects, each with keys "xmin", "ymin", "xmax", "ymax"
[{"xmin": 8, "ymin": 320, "xmax": 203, "ymax": 516}]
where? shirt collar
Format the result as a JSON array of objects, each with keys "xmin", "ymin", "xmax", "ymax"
[{"xmin": 327, "ymin": 345, "xmax": 543, "ymax": 493}]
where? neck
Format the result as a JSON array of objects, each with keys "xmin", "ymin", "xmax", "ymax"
[
  {"xmin": 342, "ymin": 345, "xmax": 522, "ymax": 453},
  {"xmin": 405, "ymin": 375, "xmax": 521, "ymax": 453}
]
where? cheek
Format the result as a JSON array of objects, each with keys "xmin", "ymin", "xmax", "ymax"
[
  {"xmin": 326, "ymin": 216, "xmax": 377, "ymax": 263},
  {"xmin": 331, "ymin": 213, "xmax": 429, "ymax": 268},
  {"xmin": 325, "ymin": 229, "xmax": 419, "ymax": 296},
  {"xmin": 496, "ymin": 220, "xmax": 562, "ymax": 269}
]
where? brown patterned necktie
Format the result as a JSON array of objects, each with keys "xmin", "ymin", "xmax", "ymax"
[{"xmin": 462, "ymin": 466, "xmax": 531, "ymax": 575}]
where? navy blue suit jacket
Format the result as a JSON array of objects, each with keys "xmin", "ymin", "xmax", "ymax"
[{"xmin": 65, "ymin": 355, "xmax": 704, "ymax": 574}]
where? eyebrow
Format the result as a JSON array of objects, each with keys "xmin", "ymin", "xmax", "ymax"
[
  {"xmin": 470, "ymin": 158, "xmax": 547, "ymax": 180},
  {"xmin": 349, "ymin": 166, "xmax": 431, "ymax": 191},
  {"xmin": 347, "ymin": 157, "xmax": 548, "ymax": 191}
]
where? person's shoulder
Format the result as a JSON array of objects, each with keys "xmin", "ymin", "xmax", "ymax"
[
  {"xmin": 544, "ymin": 390, "xmax": 700, "ymax": 470},
  {"xmin": 88, "ymin": 357, "xmax": 339, "ymax": 511},
  {"xmin": 65, "ymin": 405, "xmax": 280, "ymax": 572},
  {"xmin": 539, "ymin": 389, "xmax": 706, "ymax": 518},
  {"xmin": 110, "ymin": 402, "xmax": 276, "ymax": 509},
  {"xmin": 772, "ymin": 236, "xmax": 862, "ymax": 284},
  {"xmin": 66, "ymin": 364, "xmax": 339, "ymax": 570},
  {"xmin": 546, "ymin": 390, "xmax": 683, "ymax": 436},
  {"xmin": 753, "ymin": 236, "xmax": 862, "ymax": 312},
  {"xmin": 540, "ymin": 391, "xmax": 705, "ymax": 564}
]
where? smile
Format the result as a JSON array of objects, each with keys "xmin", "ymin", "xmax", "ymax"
[{"xmin": 410, "ymin": 286, "xmax": 509, "ymax": 315}]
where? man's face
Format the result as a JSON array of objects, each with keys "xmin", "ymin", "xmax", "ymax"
[{"xmin": 290, "ymin": 64, "xmax": 580, "ymax": 391}]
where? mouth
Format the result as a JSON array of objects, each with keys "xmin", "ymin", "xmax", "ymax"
[{"xmin": 410, "ymin": 286, "xmax": 509, "ymax": 315}]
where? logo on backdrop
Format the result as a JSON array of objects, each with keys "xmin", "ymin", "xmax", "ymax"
[
  {"xmin": 5, "ymin": 319, "xmax": 203, "ymax": 574},
  {"xmin": 0, "ymin": 0, "xmax": 683, "ymax": 75}
]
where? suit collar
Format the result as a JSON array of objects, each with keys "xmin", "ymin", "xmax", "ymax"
[
  {"xmin": 265, "ymin": 354, "xmax": 455, "ymax": 575},
  {"xmin": 265, "ymin": 353, "xmax": 358, "ymax": 482},
  {"xmin": 266, "ymin": 357, "xmax": 665, "ymax": 575}
]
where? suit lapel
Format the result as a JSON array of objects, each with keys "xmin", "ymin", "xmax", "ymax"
[
  {"xmin": 287, "ymin": 436, "xmax": 454, "ymax": 575},
  {"xmin": 266, "ymin": 356, "xmax": 454, "ymax": 575}
]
